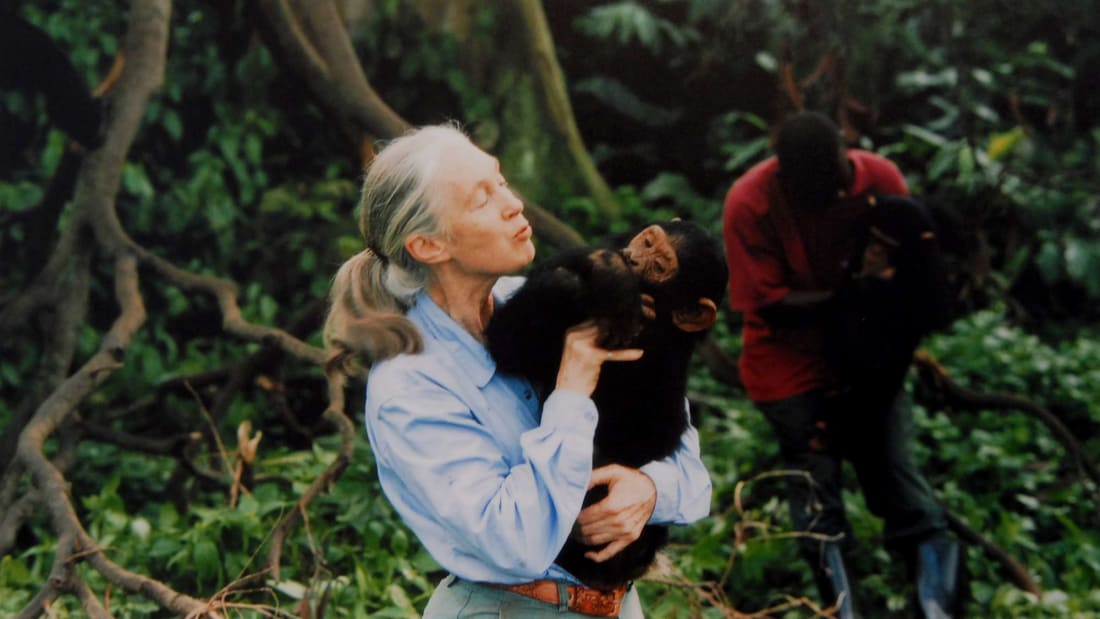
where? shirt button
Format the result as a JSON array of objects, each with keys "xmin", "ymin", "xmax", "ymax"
[{"xmin": 524, "ymin": 390, "xmax": 532, "ymax": 400}]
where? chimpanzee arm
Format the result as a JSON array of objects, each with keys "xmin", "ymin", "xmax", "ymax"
[{"xmin": 486, "ymin": 248, "xmax": 643, "ymax": 388}]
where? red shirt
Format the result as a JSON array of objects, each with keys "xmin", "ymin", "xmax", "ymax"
[{"xmin": 722, "ymin": 150, "xmax": 908, "ymax": 402}]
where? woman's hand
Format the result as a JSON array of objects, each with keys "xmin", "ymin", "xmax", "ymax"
[
  {"xmin": 575, "ymin": 464, "xmax": 657, "ymax": 562},
  {"xmin": 555, "ymin": 322, "xmax": 643, "ymax": 397}
]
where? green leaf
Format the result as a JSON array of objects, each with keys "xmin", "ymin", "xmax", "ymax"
[
  {"xmin": 1064, "ymin": 238, "xmax": 1095, "ymax": 284},
  {"xmin": 163, "ymin": 109, "xmax": 183, "ymax": 141},
  {"xmin": 122, "ymin": 163, "xmax": 155, "ymax": 200},
  {"xmin": 927, "ymin": 142, "xmax": 961, "ymax": 181},
  {"xmin": 573, "ymin": 77, "xmax": 681, "ymax": 127},
  {"xmin": 722, "ymin": 137, "xmax": 770, "ymax": 173},
  {"xmin": 988, "ymin": 127, "xmax": 1025, "ymax": 160},
  {"xmin": 192, "ymin": 538, "xmax": 220, "ymax": 582},
  {"xmin": 903, "ymin": 124, "xmax": 949, "ymax": 148},
  {"xmin": 754, "ymin": 50, "xmax": 778, "ymax": 73}
]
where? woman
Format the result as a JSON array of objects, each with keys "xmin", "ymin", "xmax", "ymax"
[{"xmin": 326, "ymin": 124, "xmax": 711, "ymax": 617}]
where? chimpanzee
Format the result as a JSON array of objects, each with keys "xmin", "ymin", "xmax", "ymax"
[
  {"xmin": 1, "ymin": 12, "xmax": 104, "ymax": 174},
  {"xmin": 485, "ymin": 219, "xmax": 728, "ymax": 590},
  {"xmin": 824, "ymin": 194, "xmax": 954, "ymax": 415}
]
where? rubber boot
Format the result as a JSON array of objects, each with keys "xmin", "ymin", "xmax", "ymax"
[
  {"xmin": 811, "ymin": 542, "xmax": 858, "ymax": 619},
  {"xmin": 915, "ymin": 535, "xmax": 961, "ymax": 618}
]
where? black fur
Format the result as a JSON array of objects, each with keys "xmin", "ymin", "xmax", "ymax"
[
  {"xmin": 824, "ymin": 195, "xmax": 953, "ymax": 413},
  {"xmin": 486, "ymin": 220, "xmax": 727, "ymax": 590},
  {"xmin": 1, "ymin": 12, "xmax": 104, "ymax": 175}
]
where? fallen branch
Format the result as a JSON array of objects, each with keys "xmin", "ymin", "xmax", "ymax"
[
  {"xmin": 944, "ymin": 510, "xmax": 1040, "ymax": 596},
  {"xmin": 265, "ymin": 406, "xmax": 356, "ymax": 579},
  {"xmin": 914, "ymin": 350, "xmax": 1100, "ymax": 512}
]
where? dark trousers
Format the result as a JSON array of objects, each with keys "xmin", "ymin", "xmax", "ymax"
[{"xmin": 756, "ymin": 388, "xmax": 947, "ymax": 559}]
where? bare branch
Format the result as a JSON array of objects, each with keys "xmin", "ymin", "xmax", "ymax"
[
  {"xmin": 0, "ymin": 489, "xmax": 40, "ymax": 560},
  {"xmin": 140, "ymin": 250, "xmax": 328, "ymax": 365},
  {"xmin": 914, "ymin": 350, "xmax": 1100, "ymax": 512},
  {"xmin": 945, "ymin": 510, "xmax": 1041, "ymax": 596},
  {"xmin": 266, "ymin": 406, "xmax": 356, "ymax": 578},
  {"xmin": 76, "ymin": 417, "xmax": 198, "ymax": 456},
  {"xmin": 256, "ymin": 0, "xmax": 410, "ymax": 140},
  {"xmin": 512, "ymin": 0, "xmax": 619, "ymax": 218}
]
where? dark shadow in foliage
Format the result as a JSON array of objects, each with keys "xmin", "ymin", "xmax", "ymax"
[{"xmin": 0, "ymin": 11, "xmax": 103, "ymax": 176}]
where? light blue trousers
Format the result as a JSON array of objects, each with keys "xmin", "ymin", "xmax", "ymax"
[{"xmin": 422, "ymin": 574, "xmax": 644, "ymax": 618}]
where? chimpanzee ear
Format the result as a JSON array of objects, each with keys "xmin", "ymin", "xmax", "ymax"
[{"xmin": 672, "ymin": 298, "xmax": 718, "ymax": 332}]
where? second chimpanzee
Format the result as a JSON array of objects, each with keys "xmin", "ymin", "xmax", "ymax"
[
  {"xmin": 823, "ymin": 194, "xmax": 954, "ymax": 414},
  {"xmin": 485, "ymin": 219, "xmax": 728, "ymax": 590}
]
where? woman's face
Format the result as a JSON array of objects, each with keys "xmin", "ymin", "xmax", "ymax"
[{"xmin": 434, "ymin": 139, "xmax": 535, "ymax": 277}]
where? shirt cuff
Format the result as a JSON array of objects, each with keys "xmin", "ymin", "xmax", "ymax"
[
  {"xmin": 639, "ymin": 459, "xmax": 680, "ymax": 524},
  {"xmin": 540, "ymin": 389, "xmax": 599, "ymax": 436}
]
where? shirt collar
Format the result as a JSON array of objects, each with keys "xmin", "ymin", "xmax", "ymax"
[{"xmin": 408, "ymin": 289, "xmax": 497, "ymax": 388}]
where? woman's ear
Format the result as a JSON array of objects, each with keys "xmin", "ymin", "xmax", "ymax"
[
  {"xmin": 405, "ymin": 233, "xmax": 449, "ymax": 264},
  {"xmin": 672, "ymin": 298, "xmax": 718, "ymax": 333}
]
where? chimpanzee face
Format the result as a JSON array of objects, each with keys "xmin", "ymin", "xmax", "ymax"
[
  {"xmin": 621, "ymin": 225, "xmax": 679, "ymax": 285},
  {"xmin": 859, "ymin": 239, "xmax": 896, "ymax": 279}
]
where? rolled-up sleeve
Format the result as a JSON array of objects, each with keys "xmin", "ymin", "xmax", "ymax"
[{"xmin": 639, "ymin": 400, "xmax": 712, "ymax": 524}]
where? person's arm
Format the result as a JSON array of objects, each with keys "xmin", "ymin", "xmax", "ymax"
[
  {"xmin": 638, "ymin": 400, "xmax": 711, "ymax": 525},
  {"xmin": 370, "ymin": 384, "xmax": 599, "ymax": 580},
  {"xmin": 574, "ymin": 401, "xmax": 712, "ymax": 562},
  {"xmin": 756, "ymin": 289, "xmax": 834, "ymax": 327}
]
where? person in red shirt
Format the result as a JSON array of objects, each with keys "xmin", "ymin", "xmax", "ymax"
[{"xmin": 723, "ymin": 112, "xmax": 959, "ymax": 618}]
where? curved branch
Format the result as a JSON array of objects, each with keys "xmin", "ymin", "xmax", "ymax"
[
  {"xmin": 522, "ymin": 199, "xmax": 586, "ymax": 249},
  {"xmin": 0, "ymin": 236, "xmax": 92, "ymax": 484},
  {"xmin": 0, "ymin": 489, "xmax": 40, "ymax": 559},
  {"xmin": 77, "ymin": 417, "xmax": 198, "ymax": 456},
  {"xmin": 13, "ymin": 532, "xmax": 72, "ymax": 619},
  {"xmin": 255, "ymin": 0, "xmax": 410, "ymax": 139},
  {"xmin": 252, "ymin": 0, "xmax": 585, "ymax": 253},
  {"xmin": 265, "ymin": 406, "xmax": 356, "ymax": 579},
  {"xmin": 71, "ymin": 573, "xmax": 112, "ymax": 619},
  {"xmin": 17, "ymin": 256, "xmax": 206, "ymax": 614},
  {"xmin": 512, "ymin": 0, "xmax": 620, "ymax": 218},
  {"xmin": 945, "ymin": 510, "xmax": 1041, "ymax": 596},
  {"xmin": 140, "ymin": 251, "xmax": 328, "ymax": 365}
]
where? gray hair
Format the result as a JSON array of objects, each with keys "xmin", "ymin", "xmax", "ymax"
[{"xmin": 326, "ymin": 123, "xmax": 474, "ymax": 373}]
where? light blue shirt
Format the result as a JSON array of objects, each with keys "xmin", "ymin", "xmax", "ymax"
[{"xmin": 364, "ymin": 276, "xmax": 712, "ymax": 585}]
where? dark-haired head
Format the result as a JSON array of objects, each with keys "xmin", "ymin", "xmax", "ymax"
[{"xmin": 775, "ymin": 111, "xmax": 852, "ymax": 212}]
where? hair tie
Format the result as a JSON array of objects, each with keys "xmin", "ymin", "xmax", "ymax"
[{"xmin": 367, "ymin": 242, "xmax": 390, "ymax": 266}]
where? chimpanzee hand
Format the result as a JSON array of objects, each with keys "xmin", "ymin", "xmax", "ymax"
[
  {"xmin": 584, "ymin": 249, "xmax": 646, "ymax": 348},
  {"xmin": 575, "ymin": 464, "xmax": 657, "ymax": 563}
]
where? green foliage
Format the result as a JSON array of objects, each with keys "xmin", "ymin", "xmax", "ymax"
[
  {"xmin": 574, "ymin": 76, "xmax": 682, "ymax": 127},
  {"xmin": 575, "ymin": 2, "xmax": 699, "ymax": 53},
  {"xmin": 3, "ymin": 0, "xmax": 1100, "ymax": 617}
]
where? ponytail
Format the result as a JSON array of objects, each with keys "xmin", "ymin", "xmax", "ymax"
[{"xmin": 324, "ymin": 249, "xmax": 423, "ymax": 378}]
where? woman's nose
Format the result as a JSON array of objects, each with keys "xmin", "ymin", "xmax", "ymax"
[{"xmin": 502, "ymin": 188, "xmax": 524, "ymax": 217}]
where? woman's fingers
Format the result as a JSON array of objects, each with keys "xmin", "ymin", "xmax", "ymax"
[{"xmin": 556, "ymin": 322, "xmax": 643, "ymax": 396}]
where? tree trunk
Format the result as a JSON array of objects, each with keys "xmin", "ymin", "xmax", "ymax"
[{"xmin": 416, "ymin": 0, "xmax": 620, "ymax": 220}]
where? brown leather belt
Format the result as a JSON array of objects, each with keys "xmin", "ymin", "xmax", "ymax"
[{"xmin": 484, "ymin": 579, "xmax": 628, "ymax": 617}]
